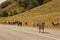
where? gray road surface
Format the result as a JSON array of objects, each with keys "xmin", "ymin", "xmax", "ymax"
[{"xmin": 0, "ymin": 24, "xmax": 60, "ymax": 40}]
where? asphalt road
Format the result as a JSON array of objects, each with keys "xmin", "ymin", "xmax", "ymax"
[{"xmin": 0, "ymin": 24, "xmax": 59, "ymax": 40}]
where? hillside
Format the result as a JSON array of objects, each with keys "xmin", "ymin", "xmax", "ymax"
[
  {"xmin": 0, "ymin": 0, "xmax": 60, "ymax": 27},
  {"xmin": 0, "ymin": 0, "xmax": 51, "ymax": 16},
  {"xmin": 22, "ymin": 0, "xmax": 60, "ymax": 17}
]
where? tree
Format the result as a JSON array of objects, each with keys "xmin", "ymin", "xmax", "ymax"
[
  {"xmin": 7, "ymin": 0, "xmax": 17, "ymax": 3},
  {"xmin": 37, "ymin": 0, "xmax": 44, "ymax": 5},
  {"xmin": 17, "ymin": 0, "xmax": 29, "ymax": 9},
  {"xmin": 0, "ymin": 1, "xmax": 11, "ymax": 9},
  {"xmin": 27, "ymin": 0, "xmax": 39, "ymax": 9},
  {"xmin": 17, "ymin": 0, "xmax": 45, "ymax": 10},
  {"xmin": 9, "ymin": 10, "xmax": 18, "ymax": 16}
]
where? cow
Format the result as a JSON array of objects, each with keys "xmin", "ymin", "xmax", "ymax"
[
  {"xmin": 52, "ymin": 22, "xmax": 59, "ymax": 27},
  {"xmin": 3, "ymin": 21, "xmax": 11, "ymax": 24},
  {"xmin": 17, "ymin": 21, "xmax": 22, "ymax": 26},
  {"xmin": 12, "ymin": 21, "xmax": 22, "ymax": 26},
  {"xmin": 12, "ymin": 21, "xmax": 17, "ymax": 24},
  {"xmin": 37, "ymin": 22, "xmax": 45, "ymax": 33},
  {"xmin": 8, "ymin": 22, "xmax": 11, "ymax": 24},
  {"xmin": 25, "ymin": 22, "xmax": 27, "ymax": 25}
]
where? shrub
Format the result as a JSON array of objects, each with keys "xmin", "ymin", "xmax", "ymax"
[{"xmin": 0, "ymin": 10, "xmax": 8, "ymax": 17}]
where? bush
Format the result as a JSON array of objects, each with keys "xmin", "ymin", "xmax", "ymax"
[
  {"xmin": 0, "ymin": 10, "xmax": 8, "ymax": 17},
  {"xmin": 9, "ymin": 10, "xmax": 18, "ymax": 16}
]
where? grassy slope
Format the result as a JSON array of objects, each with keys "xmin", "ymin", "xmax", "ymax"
[
  {"xmin": 23, "ymin": 0, "xmax": 60, "ymax": 17},
  {"xmin": 0, "ymin": 0, "xmax": 60, "ymax": 27}
]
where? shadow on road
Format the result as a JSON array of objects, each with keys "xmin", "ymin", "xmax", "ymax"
[{"xmin": 41, "ymin": 32, "xmax": 50, "ymax": 34}]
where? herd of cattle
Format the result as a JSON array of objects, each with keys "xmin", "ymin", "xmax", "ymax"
[
  {"xmin": 3, "ymin": 21, "xmax": 60, "ymax": 33},
  {"xmin": 3, "ymin": 21, "xmax": 60, "ymax": 27},
  {"xmin": 3, "ymin": 21, "xmax": 22, "ymax": 26}
]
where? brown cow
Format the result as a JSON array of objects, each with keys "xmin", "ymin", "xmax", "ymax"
[
  {"xmin": 37, "ymin": 22, "xmax": 45, "ymax": 33},
  {"xmin": 52, "ymin": 22, "xmax": 59, "ymax": 27},
  {"xmin": 12, "ymin": 21, "xmax": 22, "ymax": 26}
]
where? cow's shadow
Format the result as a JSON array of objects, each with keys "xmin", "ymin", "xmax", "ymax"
[{"xmin": 41, "ymin": 32, "xmax": 50, "ymax": 34}]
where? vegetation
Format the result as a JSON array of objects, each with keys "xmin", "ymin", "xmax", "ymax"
[
  {"xmin": 0, "ymin": 0, "xmax": 51, "ymax": 17},
  {"xmin": 0, "ymin": 10, "xmax": 8, "ymax": 17},
  {"xmin": 17, "ymin": 0, "xmax": 45, "ymax": 9},
  {"xmin": 1, "ymin": 0, "xmax": 59, "ymax": 28},
  {"xmin": 6, "ymin": 0, "xmax": 17, "ymax": 3},
  {"xmin": 0, "ymin": 1, "xmax": 11, "ymax": 9}
]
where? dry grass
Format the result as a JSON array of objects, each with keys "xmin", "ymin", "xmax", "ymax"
[{"xmin": 0, "ymin": 0, "xmax": 60, "ymax": 28}]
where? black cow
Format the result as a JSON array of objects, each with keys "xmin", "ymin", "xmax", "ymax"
[{"xmin": 25, "ymin": 22, "xmax": 27, "ymax": 25}]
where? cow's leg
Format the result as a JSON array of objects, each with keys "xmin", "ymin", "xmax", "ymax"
[
  {"xmin": 17, "ymin": 24, "xmax": 19, "ymax": 26},
  {"xmin": 42, "ymin": 26, "xmax": 44, "ymax": 33},
  {"xmin": 39, "ymin": 26, "xmax": 41, "ymax": 33}
]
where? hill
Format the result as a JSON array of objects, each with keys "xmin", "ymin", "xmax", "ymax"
[
  {"xmin": 22, "ymin": 0, "xmax": 60, "ymax": 17},
  {"xmin": 0, "ymin": 0, "xmax": 60, "ymax": 28},
  {"xmin": 0, "ymin": 0, "xmax": 51, "ymax": 16}
]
